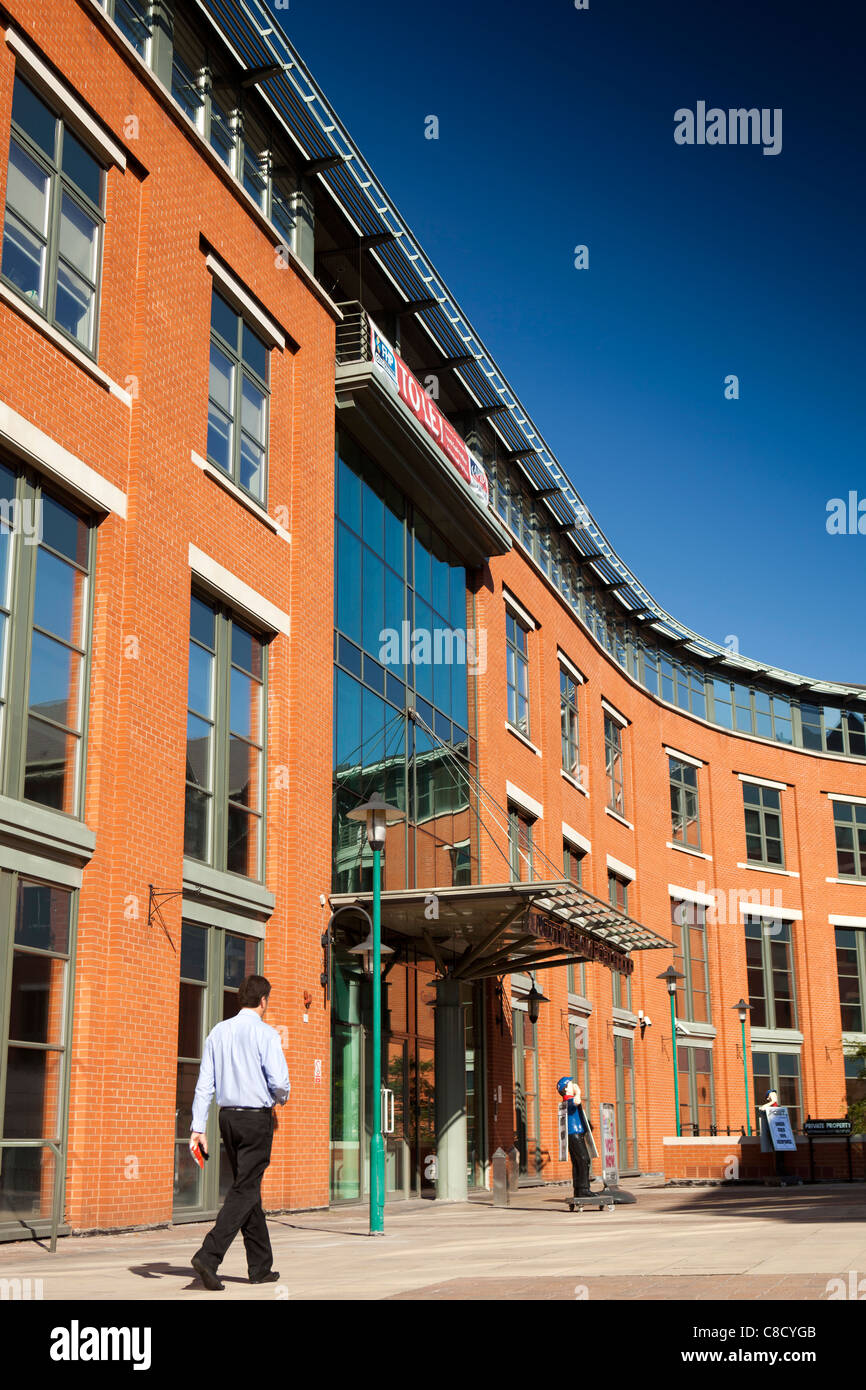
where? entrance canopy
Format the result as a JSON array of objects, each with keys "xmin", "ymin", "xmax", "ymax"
[{"xmin": 328, "ymin": 880, "xmax": 673, "ymax": 980}]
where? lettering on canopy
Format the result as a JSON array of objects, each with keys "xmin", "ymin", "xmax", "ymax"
[{"xmin": 525, "ymin": 909, "xmax": 633, "ymax": 975}]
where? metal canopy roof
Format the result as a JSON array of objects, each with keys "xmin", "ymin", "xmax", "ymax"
[
  {"xmin": 193, "ymin": 0, "xmax": 865, "ymax": 703},
  {"xmin": 329, "ymin": 880, "xmax": 673, "ymax": 981}
]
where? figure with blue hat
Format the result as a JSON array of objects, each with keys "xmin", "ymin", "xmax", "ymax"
[{"xmin": 557, "ymin": 1075, "xmax": 594, "ymax": 1200}]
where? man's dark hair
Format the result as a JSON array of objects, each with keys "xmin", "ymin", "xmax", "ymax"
[{"xmin": 238, "ymin": 974, "xmax": 271, "ymax": 1009}]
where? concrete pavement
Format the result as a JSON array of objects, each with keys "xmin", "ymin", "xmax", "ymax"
[{"xmin": 1, "ymin": 1179, "xmax": 865, "ymax": 1300}]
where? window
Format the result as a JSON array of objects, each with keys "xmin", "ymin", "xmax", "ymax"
[
  {"xmin": 108, "ymin": 0, "xmax": 153, "ymax": 57},
  {"xmin": 833, "ymin": 802, "xmax": 866, "ymax": 879},
  {"xmin": 208, "ymin": 83, "xmax": 238, "ymax": 171},
  {"xmin": 564, "ymin": 842, "xmax": 586, "ymax": 994},
  {"xmin": 2, "ymin": 75, "xmax": 106, "ymax": 352},
  {"xmin": 744, "ymin": 916, "xmax": 796, "ymax": 1029},
  {"xmin": 609, "ymin": 874, "xmax": 632, "ymax": 1010},
  {"xmin": 185, "ymin": 593, "xmax": 266, "ymax": 879},
  {"xmin": 1, "ymin": 877, "xmax": 74, "ymax": 1231},
  {"xmin": 569, "ymin": 1019, "xmax": 590, "ymax": 1118},
  {"xmin": 742, "ymin": 782, "xmax": 784, "ymax": 867},
  {"xmin": 174, "ymin": 920, "xmax": 261, "ymax": 1214},
  {"xmin": 564, "ymin": 842, "xmax": 584, "ymax": 887},
  {"xmin": 241, "ymin": 118, "xmax": 268, "ymax": 211},
  {"xmin": 505, "ymin": 610, "xmax": 529, "ymax": 736},
  {"xmin": 836, "ymin": 928, "xmax": 865, "ymax": 1033},
  {"xmin": 614, "ymin": 1033, "xmax": 637, "ymax": 1170},
  {"xmin": 208, "ymin": 290, "xmax": 270, "ymax": 502},
  {"xmin": 171, "ymin": 15, "xmax": 205, "ymax": 127},
  {"xmin": 604, "ymin": 714, "xmax": 625, "ymax": 815},
  {"xmin": 844, "ymin": 1054, "xmax": 866, "ymax": 1112},
  {"xmin": 671, "ymin": 899, "xmax": 710, "ymax": 1023},
  {"xmin": 508, "ymin": 806, "xmax": 534, "ymax": 882},
  {"xmin": 669, "ymin": 757, "xmax": 700, "ymax": 848},
  {"xmin": 512, "ymin": 1006, "xmax": 541, "ymax": 1176},
  {"xmin": 560, "ymin": 667, "xmax": 580, "ymax": 778},
  {"xmin": 0, "ymin": 464, "xmax": 92, "ymax": 815},
  {"xmin": 751, "ymin": 1051, "xmax": 802, "ymax": 1133},
  {"xmin": 677, "ymin": 1046, "xmax": 715, "ymax": 1135}
]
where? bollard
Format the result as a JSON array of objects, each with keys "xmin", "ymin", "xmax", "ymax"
[
  {"xmin": 492, "ymin": 1147, "xmax": 509, "ymax": 1206},
  {"xmin": 508, "ymin": 1145, "xmax": 520, "ymax": 1199}
]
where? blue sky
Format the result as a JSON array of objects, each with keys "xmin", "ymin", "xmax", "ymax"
[{"xmin": 270, "ymin": 0, "xmax": 866, "ymax": 683}]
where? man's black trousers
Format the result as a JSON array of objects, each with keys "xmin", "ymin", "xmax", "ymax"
[
  {"xmin": 196, "ymin": 1109, "xmax": 275, "ymax": 1279},
  {"xmin": 568, "ymin": 1132, "xmax": 592, "ymax": 1198}
]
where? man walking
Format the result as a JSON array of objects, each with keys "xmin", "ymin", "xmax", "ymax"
[{"xmin": 189, "ymin": 974, "xmax": 290, "ymax": 1291}]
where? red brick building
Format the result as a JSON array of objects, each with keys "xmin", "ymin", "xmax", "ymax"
[{"xmin": 0, "ymin": 0, "xmax": 863, "ymax": 1244}]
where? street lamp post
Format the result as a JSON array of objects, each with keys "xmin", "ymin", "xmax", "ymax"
[
  {"xmin": 657, "ymin": 966, "xmax": 685, "ymax": 1136},
  {"xmin": 346, "ymin": 792, "xmax": 402, "ymax": 1236},
  {"xmin": 733, "ymin": 999, "xmax": 752, "ymax": 1136}
]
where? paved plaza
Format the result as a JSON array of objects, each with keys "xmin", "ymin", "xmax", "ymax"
[{"xmin": 2, "ymin": 1179, "xmax": 865, "ymax": 1301}]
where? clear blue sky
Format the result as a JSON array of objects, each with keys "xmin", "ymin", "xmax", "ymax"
[{"xmin": 269, "ymin": 0, "xmax": 866, "ymax": 684}]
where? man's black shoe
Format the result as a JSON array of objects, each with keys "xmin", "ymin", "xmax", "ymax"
[
  {"xmin": 192, "ymin": 1255, "xmax": 225, "ymax": 1291},
  {"xmin": 249, "ymin": 1270, "xmax": 280, "ymax": 1284}
]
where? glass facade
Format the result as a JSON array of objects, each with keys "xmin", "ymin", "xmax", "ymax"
[{"xmin": 333, "ymin": 429, "xmax": 474, "ymax": 894}]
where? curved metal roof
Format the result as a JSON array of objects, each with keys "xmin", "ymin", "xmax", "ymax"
[{"xmin": 196, "ymin": 0, "xmax": 864, "ymax": 703}]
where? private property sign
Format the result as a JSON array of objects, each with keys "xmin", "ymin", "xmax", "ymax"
[{"xmin": 369, "ymin": 319, "xmax": 490, "ymax": 506}]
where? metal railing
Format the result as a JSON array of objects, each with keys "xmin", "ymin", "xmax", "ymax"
[{"xmin": 335, "ymin": 302, "xmax": 370, "ymax": 366}]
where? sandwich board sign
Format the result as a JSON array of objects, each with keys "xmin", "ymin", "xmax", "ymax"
[
  {"xmin": 599, "ymin": 1102, "xmax": 618, "ymax": 1185},
  {"xmin": 558, "ymin": 1102, "xmax": 568, "ymax": 1162},
  {"xmin": 761, "ymin": 1106, "xmax": 797, "ymax": 1153}
]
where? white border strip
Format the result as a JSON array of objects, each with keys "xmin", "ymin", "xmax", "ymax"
[
  {"xmin": 505, "ymin": 780, "xmax": 543, "ymax": 821},
  {"xmin": 0, "ymin": 399, "xmax": 127, "ymax": 516},
  {"xmin": 502, "ymin": 587, "xmax": 537, "ymax": 631},
  {"xmin": 668, "ymin": 883, "xmax": 715, "ymax": 908},
  {"xmin": 737, "ymin": 901, "xmax": 802, "ymax": 921},
  {"xmin": 562, "ymin": 822, "xmax": 591, "ymax": 855},
  {"xmin": 606, "ymin": 853, "xmax": 635, "ymax": 882},
  {"xmin": 737, "ymin": 772, "xmax": 788, "ymax": 791},
  {"xmin": 189, "ymin": 544, "xmax": 290, "ymax": 636},
  {"xmin": 601, "ymin": 698, "xmax": 628, "ymax": 727},
  {"xmin": 664, "ymin": 745, "xmax": 704, "ymax": 768},
  {"xmin": 557, "ymin": 649, "xmax": 585, "ymax": 684},
  {"xmin": 827, "ymin": 792, "xmax": 866, "ymax": 806},
  {"xmin": 830, "ymin": 914, "xmax": 866, "ymax": 928},
  {"xmin": 206, "ymin": 255, "xmax": 286, "ymax": 350},
  {"xmin": 5, "ymin": 27, "xmax": 127, "ymax": 169}
]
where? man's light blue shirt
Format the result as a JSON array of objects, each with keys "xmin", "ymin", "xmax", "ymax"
[{"xmin": 191, "ymin": 1009, "xmax": 290, "ymax": 1133}]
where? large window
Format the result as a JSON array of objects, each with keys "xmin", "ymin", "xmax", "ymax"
[
  {"xmin": 513, "ymin": 1006, "xmax": 541, "ymax": 1176},
  {"xmin": 836, "ymin": 928, "xmax": 865, "ymax": 1033},
  {"xmin": 174, "ymin": 921, "xmax": 261, "ymax": 1215},
  {"xmin": 0, "ymin": 464, "xmax": 92, "ymax": 816},
  {"xmin": 560, "ymin": 666, "xmax": 580, "ymax": 777},
  {"xmin": 2, "ymin": 75, "xmax": 106, "ymax": 352},
  {"xmin": 614, "ymin": 1033, "xmax": 637, "ymax": 1171},
  {"xmin": 505, "ymin": 610, "xmax": 530, "ymax": 737},
  {"xmin": 744, "ymin": 916, "xmax": 797, "ymax": 1030},
  {"xmin": 669, "ymin": 757, "xmax": 700, "ymax": 849},
  {"xmin": 565, "ymin": 843, "xmax": 586, "ymax": 995},
  {"xmin": 207, "ymin": 291, "xmax": 270, "ymax": 502},
  {"xmin": 106, "ymin": 0, "xmax": 154, "ymax": 57},
  {"xmin": 0, "ymin": 878, "xmax": 74, "ymax": 1231},
  {"xmin": 677, "ymin": 1045, "xmax": 715, "ymax": 1135},
  {"xmin": 833, "ymin": 801, "xmax": 866, "ymax": 880},
  {"xmin": 671, "ymin": 899, "xmax": 710, "ymax": 1023},
  {"xmin": 742, "ymin": 782, "xmax": 784, "ymax": 867},
  {"xmin": 508, "ymin": 807, "xmax": 534, "ymax": 883},
  {"xmin": 185, "ymin": 593, "xmax": 265, "ymax": 879},
  {"xmin": 609, "ymin": 874, "xmax": 632, "ymax": 1012},
  {"xmin": 604, "ymin": 714, "xmax": 625, "ymax": 816},
  {"xmin": 752, "ymin": 1051, "xmax": 802, "ymax": 1133},
  {"xmin": 569, "ymin": 1019, "xmax": 590, "ymax": 1120}
]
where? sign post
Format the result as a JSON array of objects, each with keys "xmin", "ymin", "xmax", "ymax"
[
  {"xmin": 596, "ymin": 1102, "xmax": 636, "ymax": 1205},
  {"xmin": 558, "ymin": 1102, "xmax": 568, "ymax": 1164},
  {"xmin": 803, "ymin": 1118, "xmax": 854, "ymax": 1182}
]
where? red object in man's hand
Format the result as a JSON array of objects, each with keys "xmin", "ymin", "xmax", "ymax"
[{"xmin": 190, "ymin": 1138, "xmax": 209, "ymax": 1168}]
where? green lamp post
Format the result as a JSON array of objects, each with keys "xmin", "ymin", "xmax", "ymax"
[
  {"xmin": 346, "ymin": 792, "xmax": 402, "ymax": 1236},
  {"xmin": 733, "ymin": 999, "xmax": 752, "ymax": 1136},
  {"xmin": 657, "ymin": 965, "xmax": 685, "ymax": 1136}
]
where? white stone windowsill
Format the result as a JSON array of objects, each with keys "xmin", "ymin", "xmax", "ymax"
[
  {"xmin": 666, "ymin": 840, "xmax": 712, "ymax": 861},
  {"xmin": 504, "ymin": 722, "xmax": 541, "ymax": 757},
  {"xmin": 736, "ymin": 862, "xmax": 799, "ymax": 878},
  {"xmin": 605, "ymin": 806, "xmax": 634, "ymax": 830},
  {"xmin": 0, "ymin": 281, "xmax": 132, "ymax": 404},
  {"xmin": 191, "ymin": 451, "xmax": 290, "ymax": 540},
  {"xmin": 561, "ymin": 768, "xmax": 589, "ymax": 796}
]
